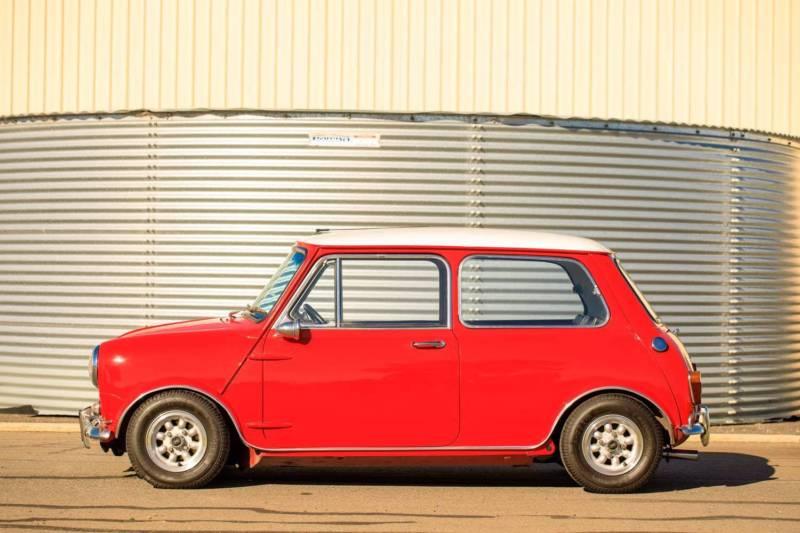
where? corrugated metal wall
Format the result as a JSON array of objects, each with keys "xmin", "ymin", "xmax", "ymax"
[
  {"xmin": 2, "ymin": 0, "xmax": 800, "ymax": 137},
  {"xmin": 0, "ymin": 111, "xmax": 799, "ymax": 424}
]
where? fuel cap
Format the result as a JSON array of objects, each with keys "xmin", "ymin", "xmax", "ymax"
[{"xmin": 652, "ymin": 336, "xmax": 669, "ymax": 352}]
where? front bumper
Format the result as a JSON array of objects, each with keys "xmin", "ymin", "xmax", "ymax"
[
  {"xmin": 679, "ymin": 404, "xmax": 710, "ymax": 446},
  {"xmin": 79, "ymin": 402, "xmax": 111, "ymax": 448}
]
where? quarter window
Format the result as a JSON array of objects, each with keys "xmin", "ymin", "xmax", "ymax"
[
  {"xmin": 290, "ymin": 256, "xmax": 449, "ymax": 328},
  {"xmin": 460, "ymin": 256, "xmax": 608, "ymax": 327},
  {"xmin": 291, "ymin": 261, "xmax": 337, "ymax": 325}
]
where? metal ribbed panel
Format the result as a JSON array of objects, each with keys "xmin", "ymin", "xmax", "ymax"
[
  {"xmin": 0, "ymin": 111, "xmax": 798, "ymax": 423},
  {"xmin": 726, "ymin": 138, "xmax": 800, "ymax": 421},
  {"xmin": 0, "ymin": 116, "xmax": 153, "ymax": 412}
]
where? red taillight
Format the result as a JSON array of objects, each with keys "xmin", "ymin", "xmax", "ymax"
[{"xmin": 689, "ymin": 371, "xmax": 702, "ymax": 404}]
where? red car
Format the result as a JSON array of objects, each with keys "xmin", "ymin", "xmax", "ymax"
[{"xmin": 80, "ymin": 227, "xmax": 709, "ymax": 492}]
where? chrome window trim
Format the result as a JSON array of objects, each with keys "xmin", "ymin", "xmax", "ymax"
[
  {"xmin": 457, "ymin": 253, "xmax": 610, "ymax": 330},
  {"xmin": 278, "ymin": 252, "xmax": 453, "ymax": 331},
  {"xmin": 117, "ymin": 384, "xmax": 674, "ymax": 452},
  {"xmin": 334, "ymin": 257, "xmax": 344, "ymax": 325}
]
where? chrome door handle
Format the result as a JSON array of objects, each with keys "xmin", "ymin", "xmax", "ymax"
[{"xmin": 412, "ymin": 340, "xmax": 446, "ymax": 349}]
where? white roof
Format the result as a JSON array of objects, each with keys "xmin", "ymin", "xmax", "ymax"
[{"xmin": 301, "ymin": 227, "xmax": 612, "ymax": 253}]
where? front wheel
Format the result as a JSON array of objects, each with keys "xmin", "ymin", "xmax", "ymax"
[
  {"xmin": 126, "ymin": 390, "xmax": 230, "ymax": 489},
  {"xmin": 559, "ymin": 394, "xmax": 663, "ymax": 493}
]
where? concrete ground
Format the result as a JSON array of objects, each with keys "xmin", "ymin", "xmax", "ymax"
[{"xmin": 0, "ymin": 427, "xmax": 798, "ymax": 532}]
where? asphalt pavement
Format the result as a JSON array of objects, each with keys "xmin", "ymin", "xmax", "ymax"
[{"xmin": 0, "ymin": 428, "xmax": 798, "ymax": 532}]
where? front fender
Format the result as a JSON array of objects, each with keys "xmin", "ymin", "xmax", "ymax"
[{"xmin": 96, "ymin": 318, "xmax": 263, "ymax": 440}]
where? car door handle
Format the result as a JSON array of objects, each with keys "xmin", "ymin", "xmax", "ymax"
[{"xmin": 412, "ymin": 340, "xmax": 446, "ymax": 349}]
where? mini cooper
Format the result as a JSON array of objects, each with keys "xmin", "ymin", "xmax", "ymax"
[{"xmin": 80, "ymin": 227, "xmax": 709, "ymax": 492}]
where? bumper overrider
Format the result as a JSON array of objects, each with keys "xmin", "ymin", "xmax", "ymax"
[
  {"xmin": 79, "ymin": 402, "xmax": 111, "ymax": 448},
  {"xmin": 679, "ymin": 404, "xmax": 710, "ymax": 446}
]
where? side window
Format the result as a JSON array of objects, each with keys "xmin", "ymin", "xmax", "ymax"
[
  {"xmin": 340, "ymin": 258, "xmax": 446, "ymax": 327},
  {"xmin": 460, "ymin": 256, "xmax": 608, "ymax": 327},
  {"xmin": 289, "ymin": 256, "xmax": 449, "ymax": 328}
]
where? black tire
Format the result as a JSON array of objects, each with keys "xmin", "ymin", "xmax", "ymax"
[
  {"xmin": 559, "ymin": 394, "xmax": 663, "ymax": 493},
  {"xmin": 126, "ymin": 390, "xmax": 230, "ymax": 489}
]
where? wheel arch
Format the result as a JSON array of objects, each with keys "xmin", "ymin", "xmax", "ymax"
[
  {"xmin": 549, "ymin": 388, "xmax": 675, "ymax": 447},
  {"xmin": 114, "ymin": 386, "xmax": 248, "ymax": 455}
]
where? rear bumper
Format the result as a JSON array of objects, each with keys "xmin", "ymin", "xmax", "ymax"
[
  {"xmin": 78, "ymin": 402, "xmax": 111, "ymax": 448},
  {"xmin": 679, "ymin": 404, "xmax": 710, "ymax": 446}
]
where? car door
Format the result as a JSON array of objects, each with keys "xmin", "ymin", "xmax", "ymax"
[{"xmin": 256, "ymin": 253, "xmax": 460, "ymax": 449}]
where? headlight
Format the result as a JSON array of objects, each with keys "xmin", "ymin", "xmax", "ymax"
[{"xmin": 89, "ymin": 345, "xmax": 99, "ymax": 387}]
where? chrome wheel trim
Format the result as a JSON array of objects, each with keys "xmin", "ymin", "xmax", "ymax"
[
  {"xmin": 581, "ymin": 414, "xmax": 644, "ymax": 476},
  {"xmin": 145, "ymin": 410, "xmax": 208, "ymax": 473}
]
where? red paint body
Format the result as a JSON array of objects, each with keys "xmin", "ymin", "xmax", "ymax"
[{"xmin": 95, "ymin": 243, "xmax": 697, "ymax": 464}]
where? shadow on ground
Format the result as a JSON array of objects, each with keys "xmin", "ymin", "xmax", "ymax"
[{"xmin": 207, "ymin": 451, "xmax": 775, "ymax": 492}]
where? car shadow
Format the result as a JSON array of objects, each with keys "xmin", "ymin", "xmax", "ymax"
[
  {"xmin": 643, "ymin": 450, "xmax": 777, "ymax": 492},
  {"xmin": 208, "ymin": 451, "xmax": 775, "ymax": 492}
]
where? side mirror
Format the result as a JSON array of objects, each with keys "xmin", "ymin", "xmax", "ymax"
[{"xmin": 275, "ymin": 319, "xmax": 302, "ymax": 341}]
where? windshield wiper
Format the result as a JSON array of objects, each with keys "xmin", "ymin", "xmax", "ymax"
[{"xmin": 229, "ymin": 304, "xmax": 268, "ymax": 321}]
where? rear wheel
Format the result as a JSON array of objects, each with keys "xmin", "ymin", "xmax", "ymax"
[
  {"xmin": 126, "ymin": 390, "xmax": 230, "ymax": 489},
  {"xmin": 559, "ymin": 394, "xmax": 663, "ymax": 493}
]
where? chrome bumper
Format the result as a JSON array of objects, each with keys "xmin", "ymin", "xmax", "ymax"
[
  {"xmin": 679, "ymin": 404, "xmax": 710, "ymax": 447},
  {"xmin": 79, "ymin": 402, "xmax": 111, "ymax": 448}
]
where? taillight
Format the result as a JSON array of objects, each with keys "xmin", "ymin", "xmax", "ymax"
[{"xmin": 689, "ymin": 371, "xmax": 702, "ymax": 404}]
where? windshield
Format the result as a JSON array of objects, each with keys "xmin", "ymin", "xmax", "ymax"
[
  {"xmin": 615, "ymin": 257, "xmax": 661, "ymax": 323},
  {"xmin": 252, "ymin": 247, "xmax": 307, "ymax": 314}
]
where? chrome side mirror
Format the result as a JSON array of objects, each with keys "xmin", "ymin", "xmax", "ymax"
[{"xmin": 275, "ymin": 319, "xmax": 302, "ymax": 341}]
